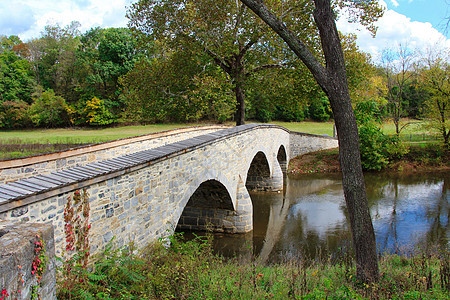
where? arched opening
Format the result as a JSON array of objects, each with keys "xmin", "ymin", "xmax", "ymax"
[
  {"xmin": 277, "ymin": 145, "xmax": 287, "ymax": 173},
  {"xmin": 245, "ymin": 151, "xmax": 271, "ymax": 191},
  {"xmin": 177, "ymin": 179, "xmax": 237, "ymax": 233}
]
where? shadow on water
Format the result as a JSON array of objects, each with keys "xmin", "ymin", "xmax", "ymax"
[{"xmin": 179, "ymin": 171, "xmax": 449, "ymax": 263}]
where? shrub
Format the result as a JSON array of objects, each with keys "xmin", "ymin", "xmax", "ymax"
[
  {"xmin": 0, "ymin": 100, "xmax": 31, "ymax": 128},
  {"xmin": 355, "ymin": 100, "xmax": 409, "ymax": 171},
  {"xmin": 29, "ymin": 89, "xmax": 71, "ymax": 127},
  {"xmin": 308, "ymin": 97, "xmax": 332, "ymax": 121},
  {"xmin": 358, "ymin": 122, "xmax": 389, "ymax": 170},
  {"xmin": 82, "ymin": 97, "xmax": 115, "ymax": 126}
]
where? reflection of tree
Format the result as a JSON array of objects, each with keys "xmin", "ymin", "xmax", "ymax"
[
  {"xmin": 367, "ymin": 172, "xmax": 449, "ymax": 252},
  {"xmin": 253, "ymin": 175, "xmax": 337, "ymax": 263},
  {"xmin": 209, "ymin": 172, "xmax": 449, "ymax": 261},
  {"xmin": 420, "ymin": 175, "xmax": 449, "ymax": 250},
  {"xmin": 379, "ymin": 176, "xmax": 400, "ymax": 252}
]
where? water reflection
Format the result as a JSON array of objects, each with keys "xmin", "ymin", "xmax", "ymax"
[{"xmin": 184, "ymin": 172, "xmax": 449, "ymax": 263}]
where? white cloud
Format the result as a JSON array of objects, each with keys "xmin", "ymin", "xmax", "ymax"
[
  {"xmin": 337, "ymin": 1, "xmax": 450, "ymax": 63},
  {"xmin": 390, "ymin": 0, "xmax": 400, "ymax": 6},
  {"xmin": 1, "ymin": 0, "xmax": 132, "ymax": 41}
]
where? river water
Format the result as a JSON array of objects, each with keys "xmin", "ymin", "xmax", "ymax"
[{"xmin": 184, "ymin": 171, "xmax": 449, "ymax": 263}]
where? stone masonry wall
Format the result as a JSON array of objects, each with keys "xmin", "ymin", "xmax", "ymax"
[
  {"xmin": 289, "ymin": 132, "xmax": 338, "ymax": 158},
  {"xmin": 0, "ymin": 125, "xmax": 290, "ymax": 258},
  {"xmin": 0, "ymin": 221, "xmax": 56, "ymax": 300},
  {"xmin": 0, "ymin": 125, "xmax": 339, "ymax": 258},
  {"xmin": 0, "ymin": 125, "xmax": 228, "ymax": 184}
]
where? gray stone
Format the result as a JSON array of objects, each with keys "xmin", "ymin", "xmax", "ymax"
[{"xmin": 11, "ymin": 207, "xmax": 28, "ymax": 217}]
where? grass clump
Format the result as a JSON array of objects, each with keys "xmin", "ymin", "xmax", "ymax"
[{"xmin": 57, "ymin": 233, "xmax": 449, "ymax": 299}]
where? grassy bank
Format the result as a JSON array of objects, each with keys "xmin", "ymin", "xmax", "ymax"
[
  {"xmin": 57, "ymin": 234, "xmax": 449, "ymax": 299},
  {"xmin": 289, "ymin": 143, "xmax": 449, "ymax": 174}
]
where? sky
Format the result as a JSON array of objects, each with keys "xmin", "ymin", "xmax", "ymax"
[
  {"xmin": 0, "ymin": 0, "xmax": 449, "ymax": 63},
  {"xmin": 337, "ymin": 0, "xmax": 450, "ymax": 62}
]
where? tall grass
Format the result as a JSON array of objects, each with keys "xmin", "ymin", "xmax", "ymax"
[{"xmin": 58, "ymin": 233, "xmax": 449, "ymax": 299}]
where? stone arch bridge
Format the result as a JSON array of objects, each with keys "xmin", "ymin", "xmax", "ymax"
[{"xmin": 0, "ymin": 124, "xmax": 337, "ymax": 254}]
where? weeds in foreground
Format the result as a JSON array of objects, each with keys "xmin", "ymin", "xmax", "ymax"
[{"xmin": 57, "ymin": 232, "xmax": 449, "ymax": 300}]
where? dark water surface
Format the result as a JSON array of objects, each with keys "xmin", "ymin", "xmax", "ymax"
[{"xmin": 185, "ymin": 172, "xmax": 449, "ymax": 263}]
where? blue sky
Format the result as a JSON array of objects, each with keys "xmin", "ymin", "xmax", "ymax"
[
  {"xmin": 385, "ymin": 0, "xmax": 449, "ymax": 34},
  {"xmin": 337, "ymin": 0, "xmax": 450, "ymax": 61},
  {"xmin": 0, "ymin": 0, "xmax": 448, "ymax": 63}
]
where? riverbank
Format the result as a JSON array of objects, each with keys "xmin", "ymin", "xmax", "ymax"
[
  {"xmin": 57, "ymin": 234, "xmax": 449, "ymax": 299},
  {"xmin": 288, "ymin": 144, "xmax": 450, "ymax": 174}
]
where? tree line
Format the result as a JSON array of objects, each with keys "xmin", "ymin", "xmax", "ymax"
[{"xmin": 0, "ymin": 19, "xmax": 447, "ymax": 144}]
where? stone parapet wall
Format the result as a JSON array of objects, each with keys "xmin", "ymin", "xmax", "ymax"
[
  {"xmin": 0, "ymin": 125, "xmax": 229, "ymax": 184},
  {"xmin": 0, "ymin": 221, "xmax": 56, "ymax": 300},
  {"xmin": 289, "ymin": 132, "xmax": 338, "ymax": 158},
  {"xmin": 0, "ymin": 124, "xmax": 338, "ymax": 261},
  {"xmin": 0, "ymin": 124, "xmax": 289, "ymax": 258}
]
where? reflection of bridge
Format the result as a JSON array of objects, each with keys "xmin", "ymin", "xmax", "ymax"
[{"xmin": 0, "ymin": 124, "xmax": 337, "ymax": 254}]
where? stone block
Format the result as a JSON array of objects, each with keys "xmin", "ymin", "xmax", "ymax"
[{"xmin": 0, "ymin": 221, "xmax": 56, "ymax": 300}]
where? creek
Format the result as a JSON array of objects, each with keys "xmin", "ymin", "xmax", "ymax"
[{"xmin": 183, "ymin": 171, "xmax": 449, "ymax": 262}]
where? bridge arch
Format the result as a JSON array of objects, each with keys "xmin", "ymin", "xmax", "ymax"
[
  {"xmin": 246, "ymin": 151, "xmax": 271, "ymax": 191},
  {"xmin": 175, "ymin": 172, "xmax": 252, "ymax": 233},
  {"xmin": 277, "ymin": 145, "xmax": 288, "ymax": 173},
  {"xmin": 245, "ymin": 149, "xmax": 284, "ymax": 192}
]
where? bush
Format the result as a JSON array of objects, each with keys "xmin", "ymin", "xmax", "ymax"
[
  {"xmin": 29, "ymin": 89, "xmax": 71, "ymax": 127},
  {"xmin": 0, "ymin": 100, "xmax": 31, "ymax": 128},
  {"xmin": 274, "ymin": 105, "xmax": 306, "ymax": 122},
  {"xmin": 355, "ymin": 100, "xmax": 409, "ymax": 171},
  {"xmin": 308, "ymin": 97, "xmax": 331, "ymax": 121},
  {"xmin": 358, "ymin": 122, "xmax": 389, "ymax": 170}
]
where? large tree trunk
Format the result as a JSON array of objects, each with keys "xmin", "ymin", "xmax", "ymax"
[
  {"xmin": 240, "ymin": 0, "xmax": 379, "ymax": 282},
  {"xmin": 313, "ymin": 0, "xmax": 379, "ymax": 283},
  {"xmin": 234, "ymin": 84, "xmax": 246, "ymax": 125}
]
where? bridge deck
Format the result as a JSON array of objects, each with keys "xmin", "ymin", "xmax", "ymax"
[{"xmin": 0, "ymin": 124, "xmax": 277, "ymax": 207}]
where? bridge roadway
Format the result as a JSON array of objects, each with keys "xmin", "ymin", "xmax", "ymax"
[{"xmin": 0, "ymin": 124, "xmax": 337, "ymax": 255}]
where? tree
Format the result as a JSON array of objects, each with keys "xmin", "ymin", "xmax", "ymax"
[
  {"xmin": 29, "ymin": 22, "xmax": 82, "ymax": 103},
  {"xmin": 239, "ymin": 0, "xmax": 383, "ymax": 282},
  {"xmin": 420, "ymin": 47, "xmax": 450, "ymax": 148},
  {"xmin": 380, "ymin": 44, "xmax": 417, "ymax": 136},
  {"xmin": 127, "ymin": 0, "xmax": 305, "ymax": 125},
  {"xmin": 120, "ymin": 46, "xmax": 225, "ymax": 123},
  {"xmin": 76, "ymin": 27, "xmax": 142, "ymax": 116},
  {"xmin": 0, "ymin": 100, "xmax": 31, "ymax": 128},
  {"xmin": 80, "ymin": 97, "xmax": 115, "ymax": 126},
  {"xmin": 341, "ymin": 33, "xmax": 377, "ymax": 104},
  {"xmin": 0, "ymin": 35, "xmax": 36, "ymax": 104}
]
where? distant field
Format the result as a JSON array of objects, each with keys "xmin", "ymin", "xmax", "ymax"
[
  {"xmin": 270, "ymin": 121, "xmax": 335, "ymax": 136},
  {"xmin": 0, "ymin": 119, "xmax": 435, "ymax": 145},
  {"xmin": 0, "ymin": 123, "xmax": 215, "ymax": 144}
]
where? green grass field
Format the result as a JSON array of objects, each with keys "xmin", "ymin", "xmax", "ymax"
[
  {"xmin": 0, "ymin": 123, "xmax": 215, "ymax": 144},
  {"xmin": 0, "ymin": 120, "xmax": 437, "ymax": 145}
]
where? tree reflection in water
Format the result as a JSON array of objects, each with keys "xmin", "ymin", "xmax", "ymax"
[{"xmin": 181, "ymin": 172, "xmax": 449, "ymax": 263}]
